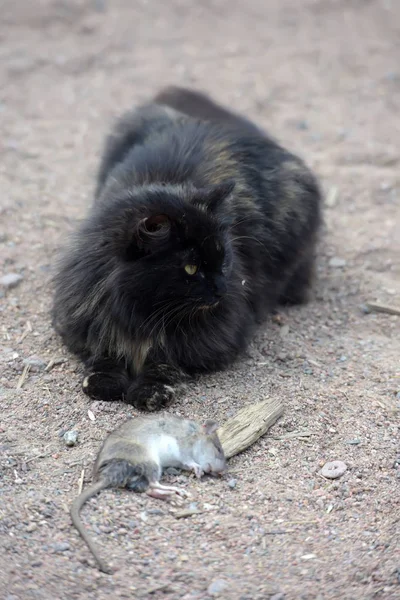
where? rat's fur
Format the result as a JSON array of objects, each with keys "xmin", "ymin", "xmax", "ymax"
[
  {"xmin": 70, "ymin": 414, "xmax": 226, "ymax": 573},
  {"xmin": 53, "ymin": 86, "xmax": 321, "ymax": 410}
]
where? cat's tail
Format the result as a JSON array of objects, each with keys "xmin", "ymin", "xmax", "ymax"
[{"xmin": 153, "ymin": 86, "xmax": 262, "ymax": 135}]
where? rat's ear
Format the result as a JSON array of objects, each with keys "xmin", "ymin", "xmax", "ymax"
[
  {"xmin": 135, "ymin": 214, "xmax": 171, "ymax": 251},
  {"xmin": 203, "ymin": 419, "xmax": 219, "ymax": 435},
  {"xmin": 197, "ymin": 180, "xmax": 235, "ymax": 212}
]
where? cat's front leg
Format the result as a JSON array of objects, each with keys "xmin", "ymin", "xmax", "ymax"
[
  {"xmin": 82, "ymin": 357, "xmax": 131, "ymax": 402},
  {"xmin": 126, "ymin": 362, "xmax": 186, "ymax": 411}
]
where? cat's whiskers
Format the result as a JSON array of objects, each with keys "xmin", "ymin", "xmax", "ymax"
[
  {"xmin": 137, "ymin": 300, "xmax": 181, "ymax": 336},
  {"xmin": 148, "ymin": 302, "xmax": 186, "ymax": 342},
  {"xmin": 230, "ymin": 235, "xmax": 266, "ymax": 249}
]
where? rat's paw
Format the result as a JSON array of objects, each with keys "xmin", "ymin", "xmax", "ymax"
[
  {"xmin": 82, "ymin": 372, "xmax": 128, "ymax": 402},
  {"xmin": 146, "ymin": 483, "xmax": 190, "ymax": 505},
  {"xmin": 127, "ymin": 381, "xmax": 175, "ymax": 412}
]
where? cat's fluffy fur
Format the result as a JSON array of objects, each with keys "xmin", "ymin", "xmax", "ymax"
[{"xmin": 52, "ymin": 86, "xmax": 321, "ymax": 411}]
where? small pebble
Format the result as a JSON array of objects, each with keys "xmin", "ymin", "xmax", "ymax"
[
  {"xmin": 23, "ymin": 356, "xmax": 46, "ymax": 371},
  {"xmin": 320, "ymin": 460, "xmax": 347, "ymax": 479},
  {"xmin": 31, "ymin": 561, "xmax": 43, "ymax": 568},
  {"xmin": 165, "ymin": 467, "xmax": 180, "ymax": 475},
  {"xmin": 52, "ymin": 542, "xmax": 70, "ymax": 552},
  {"xmin": 227, "ymin": 478, "xmax": 237, "ymax": 489},
  {"xmin": 329, "ymin": 257, "xmax": 346, "ymax": 268},
  {"xmin": 207, "ymin": 579, "xmax": 229, "ymax": 596},
  {"xmin": 296, "ymin": 119, "xmax": 309, "ymax": 130},
  {"xmin": 360, "ymin": 304, "xmax": 371, "ymax": 314},
  {"xmin": 63, "ymin": 430, "xmax": 79, "ymax": 447},
  {"xmin": 346, "ymin": 439, "xmax": 361, "ymax": 445},
  {"xmin": 0, "ymin": 273, "xmax": 23, "ymax": 289},
  {"xmin": 26, "ymin": 523, "xmax": 38, "ymax": 533}
]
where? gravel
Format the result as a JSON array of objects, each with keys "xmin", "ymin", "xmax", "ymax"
[{"xmin": 0, "ymin": 1, "xmax": 399, "ymax": 599}]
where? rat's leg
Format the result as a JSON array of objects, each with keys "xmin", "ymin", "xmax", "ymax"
[{"xmin": 82, "ymin": 357, "xmax": 131, "ymax": 402}]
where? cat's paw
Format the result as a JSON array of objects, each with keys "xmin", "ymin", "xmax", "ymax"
[
  {"xmin": 82, "ymin": 372, "xmax": 128, "ymax": 402},
  {"xmin": 127, "ymin": 381, "xmax": 175, "ymax": 411}
]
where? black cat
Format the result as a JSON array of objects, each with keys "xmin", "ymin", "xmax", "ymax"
[{"xmin": 52, "ymin": 86, "xmax": 321, "ymax": 411}]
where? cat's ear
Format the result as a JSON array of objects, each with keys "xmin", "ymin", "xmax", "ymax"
[
  {"xmin": 135, "ymin": 214, "xmax": 171, "ymax": 251},
  {"xmin": 198, "ymin": 180, "xmax": 235, "ymax": 212}
]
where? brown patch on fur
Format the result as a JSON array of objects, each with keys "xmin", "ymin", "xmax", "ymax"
[{"xmin": 272, "ymin": 160, "xmax": 317, "ymax": 232}]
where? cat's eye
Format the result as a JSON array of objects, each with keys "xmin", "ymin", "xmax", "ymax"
[{"xmin": 184, "ymin": 264, "xmax": 198, "ymax": 275}]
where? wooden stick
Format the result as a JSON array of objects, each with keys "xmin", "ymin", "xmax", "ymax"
[
  {"xmin": 272, "ymin": 430, "xmax": 315, "ymax": 440},
  {"xmin": 365, "ymin": 301, "xmax": 400, "ymax": 316},
  {"xmin": 218, "ymin": 397, "xmax": 284, "ymax": 459},
  {"xmin": 16, "ymin": 364, "xmax": 30, "ymax": 390},
  {"xmin": 77, "ymin": 469, "xmax": 85, "ymax": 495}
]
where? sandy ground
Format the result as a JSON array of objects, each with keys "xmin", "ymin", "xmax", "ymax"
[{"xmin": 1, "ymin": 0, "xmax": 399, "ymax": 598}]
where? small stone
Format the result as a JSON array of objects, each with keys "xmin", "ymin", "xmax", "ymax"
[
  {"xmin": 320, "ymin": 460, "xmax": 347, "ymax": 479},
  {"xmin": 346, "ymin": 439, "xmax": 361, "ymax": 445},
  {"xmin": 31, "ymin": 561, "xmax": 43, "ymax": 568},
  {"xmin": 23, "ymin": 356, "xmax": 46, "ymax": 371},
  {"xmin": 296, "ymin": 119, "xmax": 309, "ymax": 130},
  {"xmin": 329, "ymin": 257, "xmax": 346, "ymax": 268},
  {"xmin": 63, "ymin": 430, "xmax": 78, "ymax": 446},
  {"xmin": 52, "ymin": 542, "xmax": 70, "ymax": 552},
  {"xmin": 207, "ymin": 579, "xmax": 229, "ymax": 596},
  {"xmin": 360, "ymin": 304, "xmax": 371, "ymax": 314},
  {"xmin": 0, "ymin": 273, "xmax": 23, "ymax": 289},
  {"xmin": 227, "ymin": 478, "xmax": 237, "ymax": 489},
  {"xmin": 147, "ymin": 508, "xmax": 164, "ymax": 515},
  {"xmin": 26, "ymin": 523, "xmax": 38, "ymax": 533},
  {"xmin": 165, "ymin": 467, "xmax": 180, "ymax": 475}
]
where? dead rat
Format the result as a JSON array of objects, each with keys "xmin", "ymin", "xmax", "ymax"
[{"xmin": 70, "ymin": 413, "xmax": 226, "ymax": 574}]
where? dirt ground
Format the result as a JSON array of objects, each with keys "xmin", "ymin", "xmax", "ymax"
[{"xmin": 0, "ymin": 0, "xmax": 399, "ymax": 598}]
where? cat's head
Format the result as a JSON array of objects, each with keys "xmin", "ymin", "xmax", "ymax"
[{"xmin": 95, "ymin": 180, "xmax": 236, "ymax": 330}]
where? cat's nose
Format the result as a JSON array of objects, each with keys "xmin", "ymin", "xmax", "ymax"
[{"xmin": 213, "ymin": 275, "xmax": 227, "ymax": 298}]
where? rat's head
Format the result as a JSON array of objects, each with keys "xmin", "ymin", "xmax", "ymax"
[
  {"xmin": 95, "ymin": 180, "xmax": 235, "ymax": 334},
  {"xmin": 192, "ymin": 420, "xmax": 227, "ymax": 475}
]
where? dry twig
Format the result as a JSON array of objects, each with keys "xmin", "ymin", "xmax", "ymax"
[
  {"xmin": 365, "ymin": 301, "xmax": 400, "ymax": 316},
  {"xmin": 16, "ymin": 364, "xmax": 30, "ymax": 390},
  {"xmin": 77, "ymin": 469, "xmax": 85, "ymax": 495}
]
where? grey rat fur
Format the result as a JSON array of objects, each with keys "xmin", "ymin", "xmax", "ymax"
[{"xmin": 70, "ymin": 414, "xmax": 226, "ymax": 574}]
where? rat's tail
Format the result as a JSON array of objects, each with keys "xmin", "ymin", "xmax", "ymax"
[{"xmin": 70, "ymin": 480, "xmax": 114, "ymax": 574}]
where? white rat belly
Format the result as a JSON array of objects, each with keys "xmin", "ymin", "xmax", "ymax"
[{"xmin": 148, "ymin": 434, "xmax": 186, "ymax": 469}]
